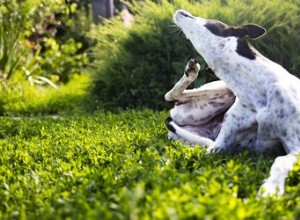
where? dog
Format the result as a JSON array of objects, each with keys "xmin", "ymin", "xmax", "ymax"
[{"xmin": 165, "ymin": 10, "xmax": 300, "ymax": 196}]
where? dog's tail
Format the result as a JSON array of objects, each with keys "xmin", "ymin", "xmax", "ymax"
[{"xmin": 165, "ymin": 117, "xmax": 214, "ymax": 148}]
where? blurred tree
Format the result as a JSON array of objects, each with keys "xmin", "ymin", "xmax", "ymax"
[{"xmin": 91, "ymin": 0, "xmax": 114, "ymax": 23}]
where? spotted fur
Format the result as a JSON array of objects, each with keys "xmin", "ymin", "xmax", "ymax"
[{"xmin": 165, "ymin": 10, "xmax": 300, "ymax": 196}]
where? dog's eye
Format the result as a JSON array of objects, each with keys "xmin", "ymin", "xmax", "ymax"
[{"xmin": 179, "ymin": 11, "xmax": 193, "ymax": 18}]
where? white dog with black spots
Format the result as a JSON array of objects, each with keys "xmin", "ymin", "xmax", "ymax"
[{"xmin": 165, "ymin": 10, "xmax": 299, "ymax": 196}]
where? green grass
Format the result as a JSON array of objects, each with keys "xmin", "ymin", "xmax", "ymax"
[
  {"xmin": 0, "ymin": 109, "xmax": 300, "ymax": 219},
  {"xmin": 0, "ymin": 74, "xmax": 95, "ymax": 116}
]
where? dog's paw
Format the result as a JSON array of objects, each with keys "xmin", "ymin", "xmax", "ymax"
[
  {"xmin": 257, "ymin": 181, "xmax": 284, "ymax": 197},
  {"xmin": 184, "ymin": 59, "xmax": 200, "ymax": 80},
  {"xmin": 165, "ymin": 117, "xmax": 176, "ymax": 134}
]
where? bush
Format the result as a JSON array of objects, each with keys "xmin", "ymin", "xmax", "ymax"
[
  {"xmin": 0, "ymin": 0, "xmax": 40, "ymax": 81},
  {"xmin": 91, "ymin": 0, "xmax": 300, "ymax": 110},
  {"xmin": 34, "ymin": 38, "xmax": 89, "ymax": 83},
  {"xmin": 0, "ymin": 0, "xmax": 91, "ymax": 85},
  {"xmin": 27, "ymin": 0, "xmax": 92, "ymax": 83}
]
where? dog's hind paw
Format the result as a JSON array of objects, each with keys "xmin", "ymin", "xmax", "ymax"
[
  {"xmin": 165, "ymin": 117, "xmax": 177, "ymax": 134},
  {"xmin": 184, "ymin": 59, "xmax": 200, "ymax": 80}
]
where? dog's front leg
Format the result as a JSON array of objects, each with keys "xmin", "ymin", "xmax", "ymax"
[
  {"xmin": 165, "ymin": 59, "xmax": 200, "ymax": 102},
  {"xmin": 258, "ymin": 153, "xmax": 298, "ymax": 196},
  {"xmin": 211, "ymin": 100, "xmax": 257, "ymax": 152}
]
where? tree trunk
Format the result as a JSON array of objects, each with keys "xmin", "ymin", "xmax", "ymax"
[{"xmin": 91, "ymin": 0, "xmax": 114, "ymax": 24}]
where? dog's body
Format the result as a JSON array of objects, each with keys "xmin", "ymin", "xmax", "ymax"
[{"xmin": 165, "ymin": 10, "xmax": 300, "ymax": 196}]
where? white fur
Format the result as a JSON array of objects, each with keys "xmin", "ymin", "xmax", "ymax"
[{"xmin": 166, "ymin": 10, "xmax": 300, "ymax": 196}]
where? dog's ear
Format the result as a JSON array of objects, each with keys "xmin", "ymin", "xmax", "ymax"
[
  {"xmin": 242, "ymin": 24, "xmax": 266, "ymax": 39},
  {"xmin": 225, "ymin": 24, "xmax": 266, "ymax": 39}
]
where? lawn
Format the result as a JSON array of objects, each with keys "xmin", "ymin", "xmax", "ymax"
[{"xmin": 1, "ymin": 109, "xmax": 299, "ymax": 219}]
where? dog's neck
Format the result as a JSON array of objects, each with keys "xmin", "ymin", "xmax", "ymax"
[
  {"xmin": 206, "ymin": 45, "xmax": 290, "ymax": 108},
  {"xmin": 196, "ymin": 38, "xmax": 269, "ymax": 108}
]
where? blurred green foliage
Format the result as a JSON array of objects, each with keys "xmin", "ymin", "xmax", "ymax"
[
  {"xmin": 91, "ymin": 0, "xmax": 300, "ymax": 110},
  {"xmin": 0, "ymin": 0, "xmax": 91, "ymax": 86},
  {"xmin": 0, "ymin": 74, "xmax": 92, "ymax": 116}
]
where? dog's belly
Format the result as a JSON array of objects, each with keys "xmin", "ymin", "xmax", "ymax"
[
  {"xmin": 169, "ymin": 89, "xmax": 235, "ymax": 142},
  {"xmin": 179, "ymin": 113, "xmax": 224, "ymax": 140},
  {"xmin": 170, "ymin": 92, "xmax": 235, "ymax": 126}
]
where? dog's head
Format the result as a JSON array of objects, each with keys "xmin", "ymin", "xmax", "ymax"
[{"xmin": 174, "ymin": 10, "xmax": 266, "ymax": 60}]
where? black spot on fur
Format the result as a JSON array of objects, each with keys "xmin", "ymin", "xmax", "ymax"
[
  {"xmin": 165, "ymin": 117, "xmax": 176, "ymax": 133},
  {"xmin": 282, "ymin": 130, "xmax": 288, "ymax": 137},
  {"xmin": 209, "ymin": 101, "xmax": 225, "ymax": 108},
  {"xmin": 290, "ymin": 105, "xmax": 296, "ymax": 114},
  {"xmin": 204, "ymin": 21, "xmax": 228, "ymax": 37},
  {"xmin": 277, "ymin": 109, "xmax": 286, "ymax": 119},
  {"xmin": 188, "ymin": 115, "xmax": 194, "ymax": 120},
  {"xmin": 279, "ymin": 97, "xmax": 284, "ymax": 104},
  {"xmin": 236, "ymin": 38, "xmax": 256, "ymax": 60}
]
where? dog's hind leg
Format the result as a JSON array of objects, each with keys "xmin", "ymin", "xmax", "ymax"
[
  {"xmin": 165, "ymin": 59, "xmax": 231, "ymax": 103},
  {"xmin": 165, "ymin": 59, "xmax": 200, "ymax": 102},
  {"xmin": 166, "ymin": 117, "xmax": 215, "ymax": 147},
  {"xmin": 165, "ymin": 59, "xmax": 235, "ymax": 147},
  {"xmin": 165, "ymin": 59, "xmax": 234, "ymax": 126},
  {"xmin": 258, "ymin": 153, "xmax": 298, "ymax": 196}
]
